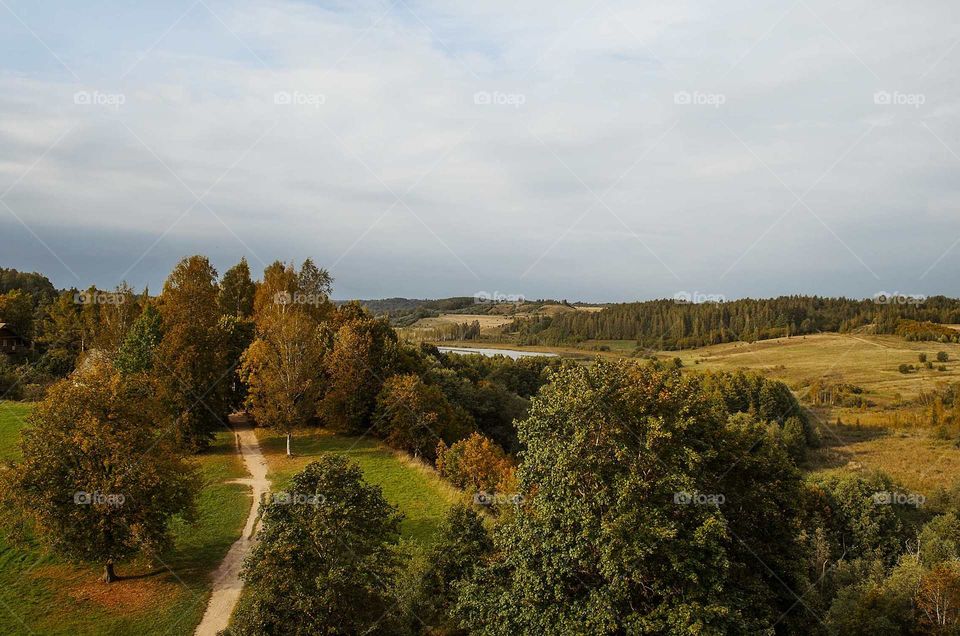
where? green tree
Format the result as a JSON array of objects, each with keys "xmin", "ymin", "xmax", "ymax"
[
  {"xmin": 0, "ymin": 361, "xmax": 199, "ymax": 582},
  {"xmin": 231, "ymin": 456, "xmax": 403, "ymax": 635},
  {"xmin": 115, "ymin": 305, "xmax": 162, "ymax": 375},
  {"xmin": 455, "ymin": 361, "xmax": 808, "ymax": 634},
  {"xmin": 405, "ymin": 504, "xmax": 492, "ymax": 633}
]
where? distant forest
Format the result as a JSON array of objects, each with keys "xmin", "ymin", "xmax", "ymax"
[{"xmin": 510, "ymin": 296, "xmax": 960, "ymax": 350}]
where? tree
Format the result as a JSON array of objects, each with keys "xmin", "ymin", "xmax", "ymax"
[
  {"xmin": 921, "ymin": 353, "xmax": 929, "ymax": 363},
  {"xmin": 435, "ymin": 432, "xmax": 514, "ymax": 494},
  {"xmin": 917, "ymin": 562, "xmax": 960, "ymax": 634},
  {"xmin": 455, "ymin": 361, "xmax": 808, "ymax": 634},
  {"xmin": 405, "ymin": 504, "xmax": 492, "ymax": 633},
  {"xmin": 240, "ymin": 310, "xmax": 326, "ymax": 455},
  {"xmin": 230, "ymin": 456, "xmax": 403, "ymax": 635},
  {"xmin": 36, "ymin": 291, "xmax": 85, "ymax": 372},
  {"xmin": 0, "ymin": 361, "xmax": 199, "ymax": 582},
  {"xmin": 0, "ymin": 289, "xmax": 35, "ymax": 339},
  {"xmin": 321, "ymin": 307, "xmax": 398, "ymax": 434},
  {"xmin": 92, "ymin": 282, "xmax": 141, "ymax": 351},
  {"xmin": 782, "ymin": 416, "xmax": 807, "ymax": 464},
  {"xmin": 155, "ymin": 256, "xmax": 232, "ymax": 451},
  {"xmin": 219, "ymin": 257, "xmax": 256, "ymax": 318},
  {"xmin": 115, "ymin": 305, "xmax": 162, "ymax": 375},
  {"xmin": 373, "ymin": 374, "xmax": 467, "ymax": 460}
]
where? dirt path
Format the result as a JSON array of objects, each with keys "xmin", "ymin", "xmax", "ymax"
[{"xmin": 194, "ymin": 414, "xmax": 269, "ymax": 636}]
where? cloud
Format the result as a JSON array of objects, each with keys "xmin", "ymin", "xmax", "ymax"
[{"xmin": 0, "ymin": 0, "xmax": 958, "ymax": 301}]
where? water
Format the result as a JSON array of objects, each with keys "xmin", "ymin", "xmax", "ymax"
[{"xmin": 436, "ymin": 346, "xmax": 558, "ymax": 359}]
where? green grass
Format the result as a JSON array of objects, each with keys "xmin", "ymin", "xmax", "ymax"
[
  {"xmin": 0, "ymin": 403, "xmax": 250, "ymax": 635},
  {"xmin": 257, "ymin": 428, "xmax": 462, "ymax": 544},
  {"xmin": 0, "ymin": 401, "xmax": 32, "ymax": 461}
]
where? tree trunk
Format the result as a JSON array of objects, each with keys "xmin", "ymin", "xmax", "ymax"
[
  {"xmin": 286, "ymin": 432, "xmax": 292, "ymax": 456},
  {"xmin": 104, "ymin": 561, "xmax": 117, "ymax": 583}
]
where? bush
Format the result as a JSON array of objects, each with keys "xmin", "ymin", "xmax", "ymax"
[
  {"xmin": 938, "ymin": 351, "xmax": 950, "ymax": 363},
  {"xmin": 899, "ymin": 364, "xmax": 913, "ymax": 374},
  {"xmin": 919, "ymin": 353, "xmax": 928, "ymax": 363}
]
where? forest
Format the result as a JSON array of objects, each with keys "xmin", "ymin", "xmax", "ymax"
[{"xmin": 508, "ymin": 296, "xmax": 960, "ymax": 350}]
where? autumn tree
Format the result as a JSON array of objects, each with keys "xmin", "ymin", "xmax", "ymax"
[
  {"xmin": 435, "ymin": 432, "xmax": 514, "ymax": 494},
  {"xmin": 230, "ymin": 456, "xmax": 403, "ymax": 635},
  {"xmin": 252, "ymin": 258, "xmax": 333, "ymax": 327},
  {"xmin": 155, "ymin": 255, "xmax": 232, "ymax": 450},
  {"xmin": 321, "ymin": 304, "xmax": 398, "ymax": 434},
  {"xmin": 240, "ymin": 309, "xmax": 326, "ymax": 455},
  {"xmin": 0, "ymin": 289, "xmax": 35, "ymax": 338},
  {"xmin": 373, "ymin": 373, "xmax": 468, "ymax": 460},
  {"xmin": 92, "ymin": 283, "xmax": 141, "ymax": 351},
  {"xmin": 219, "ymin": 257, "xmax": 256, "ymax": 318},
  {"xmin": 0, "ymin": 361, "xmax": 199, "ymax": 582}
]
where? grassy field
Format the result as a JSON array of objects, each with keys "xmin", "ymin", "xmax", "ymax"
[
  {"xmin": 806, "ymin": 421, "xmax": 960, "ymax": 494},
  {"xmin": 668, "ymin": 333, "xmax": 960, "ymax": 402},
  {"xmin": 256, "ymin": 428, "xmax": 463, "ymax": 544},
  {"xmin": 0, "ymin": 402, "xmax": 250, "ymax": 636}
]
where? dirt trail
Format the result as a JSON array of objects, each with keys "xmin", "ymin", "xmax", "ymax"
[{"xmin": 194, "ymin": 414, "xmax": 269, "ymax": 636}]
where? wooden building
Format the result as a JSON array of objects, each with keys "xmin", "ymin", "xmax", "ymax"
[{"xmin": 0, "ymin": 323, "xmax": 30, "ymax": 354}]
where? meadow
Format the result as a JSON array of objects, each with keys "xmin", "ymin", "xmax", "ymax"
[
  {"xmin": 0, "ymin": 402, "xmax": 249, "ymax": 636},
  {"xmin": 256, "ymin": 428, "xmax": 462, "ymax": 544}
]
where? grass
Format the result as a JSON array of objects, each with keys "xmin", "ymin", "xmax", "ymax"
[
  {"xmin": 256, "ymin": 428, "xmax": 462, "ymax": 544},
  {"xmin": 667, "ymin": 333, "xmax": 960, "ymax": 403},
  {"xmin": 0, "ymin": 402, "xmax": 250, "ymax": 635},
  {"xmin": 806, "ymin": 422, "xmax": 960, "ymax": 494}
]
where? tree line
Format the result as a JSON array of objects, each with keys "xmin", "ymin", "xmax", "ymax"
[{"xmin": 509, "ymin": 296, "xmax": 960, "ymax": 349}]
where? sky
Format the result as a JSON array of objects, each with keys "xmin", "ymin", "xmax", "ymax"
[{"xmin": 0, "ymin": 0, "xmax": 958, "ymax": 302}]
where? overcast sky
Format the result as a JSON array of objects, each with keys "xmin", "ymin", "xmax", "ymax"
[{"xmin": 0, "ymin": 0, "xmax": 958, "ymax": 302}]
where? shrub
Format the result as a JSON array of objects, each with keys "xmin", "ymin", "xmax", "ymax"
[
  {"xmin": 899, "ymin": 364, "xmax": 913, "ymax": 374},
  {"xmin": 919, "ymin": 353, "xmax": 928, "ymax": 363},
  {"xmin": 938, "ymin": 351, "xmax": 950, "ymax": 363}
]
